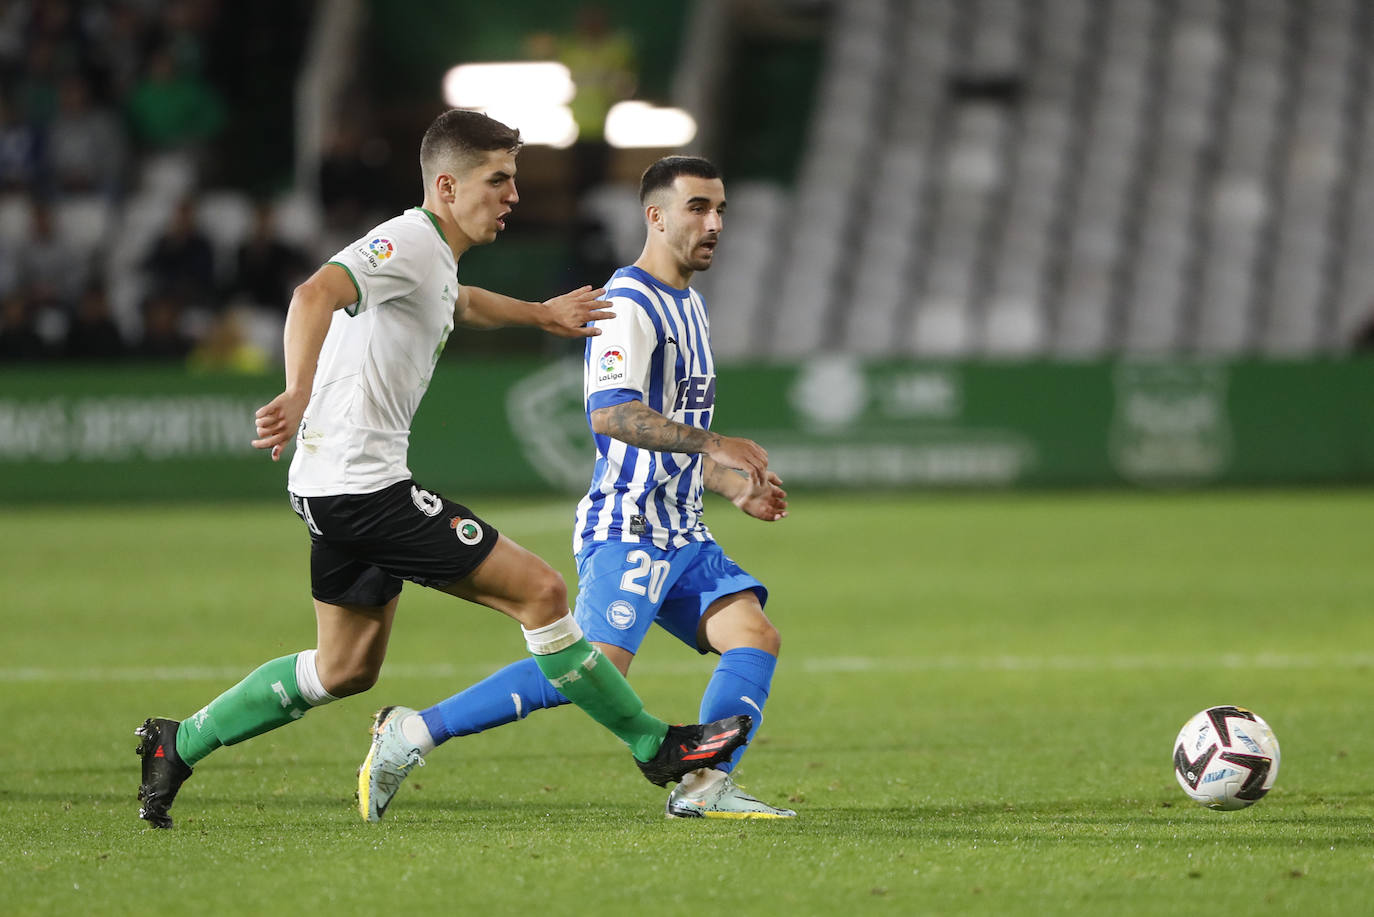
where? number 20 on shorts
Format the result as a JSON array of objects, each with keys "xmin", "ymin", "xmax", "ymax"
[{"xmin": 620, "ymin": 550, "xmax": 670, "ymax": 604}]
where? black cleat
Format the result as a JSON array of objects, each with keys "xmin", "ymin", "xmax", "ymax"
[
  {"xmin": 135, "ymin": 717, "xmax": 193, "ymax": 829},
  {"xmin": 637, "ymin": 715, "xmax": 752, "ymax": 787}
]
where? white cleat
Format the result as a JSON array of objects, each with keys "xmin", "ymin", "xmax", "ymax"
[
  {"xmin": 666, "ymin": 772, "xmax": 797, "ymax": 819},
  {"xmin": 357, "ymin": 706, "xmax": 425, "ymax": 822}
]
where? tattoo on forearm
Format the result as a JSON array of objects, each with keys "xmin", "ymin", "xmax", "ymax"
[
  {"xmin": 599, "ymin": 401, "xmax": 718, "ymax": 453},
  {"xmin": 703, "ymin": 460, "xmax": 749, "ymax": 497}
]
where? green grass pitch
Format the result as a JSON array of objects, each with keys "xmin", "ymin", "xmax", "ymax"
[{"xmin": 2, "ymin": 489, "xmax": 1372, "ymax": 915}]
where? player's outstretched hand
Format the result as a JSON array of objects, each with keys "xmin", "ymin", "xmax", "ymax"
[
  {"xmin": 708, "ymin": 435, "xmax": 770, "ymax": 489},
  {"xmin": 252, "ymin": 390, "xmax": 308, "ymax": 461},
  {"xmin": 733, "ymin": 470, "xmax": 788, "ymax": 522},
  {"xmin": 541, "ymin": 286, "xmax": 612, "ymax": 338}
]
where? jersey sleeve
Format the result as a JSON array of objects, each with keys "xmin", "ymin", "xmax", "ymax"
[
  {"xmin": 585, "ymin": 293, "xmax": 659, "ymax": 410},
  {"xmin": 327, "ymin": 222, "xmax": 428, "ymax": 315}
]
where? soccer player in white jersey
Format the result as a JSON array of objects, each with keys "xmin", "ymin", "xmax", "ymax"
[
  {"xmin": 360, "ymin": 156, "xmax": 796, "ymax": 819},
  {"xmin": 133, "ymin": 114, "xmax": 750, "ymax": 828}
]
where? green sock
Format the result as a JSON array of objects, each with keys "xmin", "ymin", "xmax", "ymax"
[
  {"xmin": 175, "ymin": 654, "xmax": 311, "ymax": 767},
  {"xmin": 532, "ymin": 638, "xmax": 668, "ymax": 762}
]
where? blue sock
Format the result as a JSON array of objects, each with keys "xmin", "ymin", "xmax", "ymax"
[
  {"xmin": 420, "ymin": 657, "xmax": 570, "ymax": 745},
  {"xmin": 698, "ymin": 647, "xmax": 777, "ymax": 773}
]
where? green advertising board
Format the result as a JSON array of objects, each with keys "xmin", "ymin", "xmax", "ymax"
[{"xmin": 1, "ymin": 358, "xmax": 1370, "ymax": 503}]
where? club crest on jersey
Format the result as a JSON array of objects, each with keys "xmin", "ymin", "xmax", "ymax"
[
  {"xmin": 673, "ymin": 375, "xmax": 716, "ymax": 412},
  {"xmin": 357, "ymin": 236, "xmax": 395, "ymax": 273},
  {"xmin": 450, "ymin": 516, "xmax": 483, "ymax": 546},
  {"xmin": 596, "ymin": 346, "xmax": 627, "ymax": 385},
  {"xmin": 606, "ymin": 600, "xmax": 636, "ymax": 630}
]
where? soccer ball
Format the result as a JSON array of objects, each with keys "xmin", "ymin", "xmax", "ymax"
[{"xmin": 1172, "ymin": 706, "xmax": 1280, "ymax": 810}]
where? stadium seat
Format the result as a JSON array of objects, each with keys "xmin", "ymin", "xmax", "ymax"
[
  {"xmin": 53, "ymin": 195, "xmax": 113, "ymax": 258},
  {"xmin": 0, "ymin": 193, "xmax": 32, "ymax": 248}
]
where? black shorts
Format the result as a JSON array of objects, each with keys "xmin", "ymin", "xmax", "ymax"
[{"xmin": 289, "ymin": 479, "xmax": 499, "ymax": 607}]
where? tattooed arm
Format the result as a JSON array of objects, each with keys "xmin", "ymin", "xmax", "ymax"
[{"xmin": 589, "ymin": 398, "xmax": 770, "ymax": 487}]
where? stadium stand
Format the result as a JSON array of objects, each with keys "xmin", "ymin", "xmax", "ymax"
[
  {"xmin": 3, "ymin": 1, "xmax": 1374, "ymax": 363},
  {"xmin": 710, "ymin": 0, "xmax": 1374, "ymax": 359}
]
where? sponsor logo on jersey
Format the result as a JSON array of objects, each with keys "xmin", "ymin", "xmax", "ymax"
[
  {"xmin": 606, "ymin": 600, "xmax": 636, "ymax": 630},
  {"xmin": 450, "ymin": 516, "xmax": 483, "ymax": 545},
  {"xmin": 356, "ymin": 236, "xmax": 395, "ymax": 273},
  {"xmin": 596, "ymin": 346, "xmax": 627, "ymax": 385},
  {"xmin": 673, "ymin": 375, "xmax": 716, "ymax": 412}
]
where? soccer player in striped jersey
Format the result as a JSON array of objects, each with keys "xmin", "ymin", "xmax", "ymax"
[
  {"xmin": 132, "ymin": 114, "xmax": 750, "ymax": 829},
  {"xmin": 362, "ymin": 156, "xmax": 796, "ymax": 819}
]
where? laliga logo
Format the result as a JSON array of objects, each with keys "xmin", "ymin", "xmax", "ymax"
[
  {"xmin": 367, "ymin": 237, "xmax": 394, "ymax": 260},
  {"xmin": 600, "ymin": 348, "xmax": 624, "ymax": 373},
  {"xmin": 596, "ymin": 346, "xmax": 627, "ymax": 385}
]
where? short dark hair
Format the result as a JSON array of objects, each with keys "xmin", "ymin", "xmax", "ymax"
[
  {"xmin": 420, "ymin": 109, "xmax": 523, "ymax": 187},
  {"xmin": 639, "ymin": 156, "xmax": 721, "ymax": 204}
]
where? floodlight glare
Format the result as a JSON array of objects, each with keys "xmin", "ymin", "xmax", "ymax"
[
  {"xmin": 442, "ymin": 62, "xmax": 575, "ymax": 109},
  {"xmin": 604, "ymin": 101, "xmax": 698, "ymax": 149},
  {"xmin": 441, "ymin": 61, "xmax": 579, "ymax": 147},
  {"xmin": 484, "ymin": 103, "xmax": 579, "ymax": 149}
]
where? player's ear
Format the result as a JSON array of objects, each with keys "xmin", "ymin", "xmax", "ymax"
[
  {"xmin": 645, "ymin": 203, "xmax": 664, "ymax": 232},
  {"xmin": 435, "ymin": 172, "xmax": 457, "ymax": 203}
]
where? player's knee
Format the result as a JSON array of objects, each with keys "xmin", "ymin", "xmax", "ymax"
[
  {"xmin": 320, "ymin": 660, "xmax": 381, "ymax": 697},
  {"xmin": 751, "ymin": 619, "xmax": 782, "ymax": 656},
  {"xmin": 515, "ymin": 565, "xmax": 569, "ymax": 628},
  {"xmin": 532, "ymin": 566, "xmax": 569, "ymax": 614},
  {"xmin": 710, "ymin": 614, "xmax": 781, "ymax": 656}
]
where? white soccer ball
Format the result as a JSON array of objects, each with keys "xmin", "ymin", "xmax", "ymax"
[{"xmin": 1172, "ymin": 706, "xmax": 1280, "ymax": 810}]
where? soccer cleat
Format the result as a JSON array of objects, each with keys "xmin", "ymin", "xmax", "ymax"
[
  {"xmin": 357, "ymin": 705, "xmax": 425, "ymax": 822},
  {"xmin": 636, "ymin": 715, "xmax": 752, "ymax": 787},
  {"xmin": 135, "ymin": 717, "xmax": 193, "ymax": 829},
  {"xmin": 666, "ymin": 773, "xmax": 797, "ymax": 819}
]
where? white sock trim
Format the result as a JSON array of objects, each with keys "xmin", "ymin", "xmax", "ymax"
[
  {"xmin": 295, "ymin": 649, "xmax": 338, "ymax": 707},
  {"xmin": 522, "ymin": 613, "xmax": 584, "ymax": 655},
  {"xmin": 400, "ymin": 712, "xmax": 437, "ymax": 755}
]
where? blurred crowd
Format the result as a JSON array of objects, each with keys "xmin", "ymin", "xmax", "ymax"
[{"xmin": 0, "ymin": 0, "xmax": 315, "ymax": 366}]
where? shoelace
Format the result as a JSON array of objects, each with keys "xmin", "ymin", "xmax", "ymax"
[{"xmin": 387, "ymin": 749, "xmax": 425, "ymax": 774}]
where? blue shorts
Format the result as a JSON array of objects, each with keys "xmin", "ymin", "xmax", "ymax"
[{"xmin": 573, "ymin": 540, "xmax": 767, "ymax": 655}]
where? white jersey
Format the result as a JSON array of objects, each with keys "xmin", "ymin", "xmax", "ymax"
[
  {"xmin": 573, "ymin": 265, "xmax": 717, "ymax": 552},
  {"xmin": 288, "ymin": 208, "xmax": 457, "ymax": 496}
]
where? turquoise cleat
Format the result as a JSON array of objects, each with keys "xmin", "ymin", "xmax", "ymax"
[{"xmin": 357, "ymin": 706, "xmax": 425, "ymax": 822}]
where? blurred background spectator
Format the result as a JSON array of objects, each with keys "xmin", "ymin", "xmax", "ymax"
[
  {"xmin": 48, "ymin": 74, "xmax": 127, "ymax": 198},
  {"xmin": 21, "ymin": 198, "xmax": 87, "ymax": 313},
  {"xmin": 0, "ymin": 290, "xmax": 46, "ymax": 360},
  {"xmin": 0, "ymin": 94, "xmax": 43, "ymax": 192},
  {"xmin": 227, "ymin": 200, "xmax": 311, "ymax": 314},
  {"xmin": 530, "ymin": 3, "xmax": 638, "ymax": 199},
  {"xmin": 142, "ymin": 196, "xmax": 216, "ymax": 314},
  {"xmin": 124, "ymin": 47, "xmax": 225, "ymax": 155},
  {"xmin": 62, "ymin": 281, "xmax": 128, "ymax": 361},
  {"xmin": 135, "ymin": 289, "xmax": 193, "ymax": 361}
]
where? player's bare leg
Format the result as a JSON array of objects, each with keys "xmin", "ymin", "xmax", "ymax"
[{"xmin": 313, "ymin": 598, "xmax": 397, "ymax": 697}]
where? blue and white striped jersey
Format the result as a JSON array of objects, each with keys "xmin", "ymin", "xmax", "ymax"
[{"xmin": 573, "ymin": 265, "xmax": 717, "ymax": 552}]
